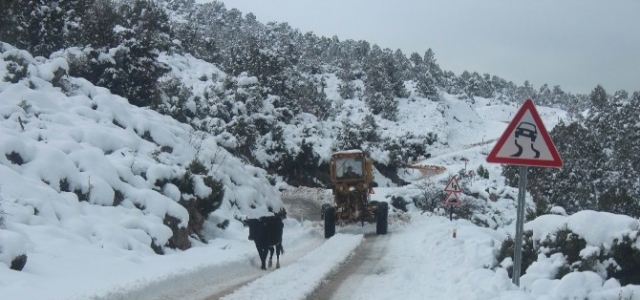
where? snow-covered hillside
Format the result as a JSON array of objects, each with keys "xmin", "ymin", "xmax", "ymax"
[
  {"xmin": 2, "ymin": 41, "xmax": 640, "ymax": 300},
  {"xmin": 0, "ymin": 42, "xmax": 283, "ymax": 270}
]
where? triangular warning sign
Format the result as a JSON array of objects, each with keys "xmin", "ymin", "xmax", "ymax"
[
  {"xmin": 487, "ymin": 99, "xmax": 563, "ymax": 168},
  {"xmin": 444, "ymin": 192, "xmax": 461, "ymax": 207},
  {"xmin": 444, "ymin": 176, "xmax": 462, "ymax": 193}
]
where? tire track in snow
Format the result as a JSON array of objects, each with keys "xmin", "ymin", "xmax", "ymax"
[
  {"xmin": 220, "ymin": 234, "xmax": 363, "ymax": 300},
  {"xmin": 309, "ymin": 234, "xmax": 390, "ymax": 300}
]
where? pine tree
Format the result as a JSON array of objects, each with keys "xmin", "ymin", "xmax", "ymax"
[
  {"xmin": 538, "ymin": 121, "xmax": 603, "ymax": 212},
  {"xmin": 551, "ymin": 85, "xmax": 566, "ymax": 107},
  {"xmin": 393, "ymin": 49, "xmax": 411, "ymax": 81},
  {"xmin": 590, "ymin": 84, "xmax": 608, "ymax": 109},
  {"xmin": 363, "ymin": 45, "xmax": 406, "ymax": 120},
  {"xmin": 67, "ymin": 0, "xmax": 173, "ymax": 107},
  {"xmin": 537, "ymin": 84, "xmax": 552, "ymax": 106},
  {"xmin": 598, "ymin": 187, "xmax": 640, "ymax": 217},
  {"xmin": 0, "ymin": 0, "xmax": 69, "ymax": 57},
  {"xmin": 416, "ymin": 75, "xmax": 438, "ymax": 99},
  {"xmin": 514, "ymin": 80, "xmax": 537, "ymax": 103},
  {"xmin": 441, "ymin": 70, "xmax": 461, "ymax": 95},
  {"xmin": 360, "ymin": 114, "xmax": 380, "ymax": 143},
  {"xmin": 415, "ymin": 48, "xmax": 442, "ymax": 99},
  {"xmin": 490, "ymin": 75, "xmax": 509, "ymax": 99},
  {"xmin": 408, "ymin": 52, "xmax": 423, "ymax": 79},
  {"xmin": 80, "ymin": 0, "xmax": 120, "ymax": 48},
  {"xmin": 422, "ymin": 48, "xmax": 443, "ymax": 85},
  {"xmin": 458, "ymin": 71, "xmax": 484, "ymax": 103},
  {"xmin": 338, "ymin": 81, "xmax": 357, "ymax": 100}
]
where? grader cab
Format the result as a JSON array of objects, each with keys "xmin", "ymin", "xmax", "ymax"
[{"xmin": 321, "ymin": 150, "xmax": 388, "ymax": 238}]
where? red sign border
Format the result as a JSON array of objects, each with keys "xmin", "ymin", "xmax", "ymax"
[
  {"xmin": 444, "ymin": 176, "xmax": 462, "ymax": 193},
  {"xmin": 443, "ymin": 192, "xmax": 461, "ymax": 207},
  {"xmin": 486, "ymin": 99, "xmax": 563, "ymax": 168}
]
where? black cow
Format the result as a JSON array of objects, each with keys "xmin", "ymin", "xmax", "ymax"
[{"xmin": 245, "ymin": 215, "xmax": 284, "ymax": 270}]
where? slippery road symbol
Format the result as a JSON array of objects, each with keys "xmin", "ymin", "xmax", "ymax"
[
  {"xmin": 486, "ymin": 99, "xmax": 563, "ymax": 168},
  {"xmin": 511, "ymin": 122, "xmax": 540, "ymax": 158}
]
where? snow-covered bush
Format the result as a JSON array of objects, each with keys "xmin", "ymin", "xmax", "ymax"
[
  {"xmin": 338, "ymin": 81, "xmax": 357, "ymax": 100},
  {"xmin": 390, "ymin": 195, "xmax": 408, "ymax": 212},
  {"xmin": 495, "ymin": 230, "xmax": 537, "ymax": 277},
  {"xmin": 606, "ymin": 232, "xmax": 640, "ymax": 285},
  {"xmin": 496, "ymin": 212, "xmax": 640, "ymax": 285},
  {"xmin": 538, "ymin": 228, "xmax": 589, "ymax": 278},
  {"xmin": 0, "ymin": 229, "xmax": 28, "ymax": 271},
  {"xmin": 2, "ymin": 53, "xmax": 30, "ymax": 84}
]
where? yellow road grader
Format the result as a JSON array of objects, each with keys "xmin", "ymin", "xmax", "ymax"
[{"xmin": 321, "ymin": 150, "xmax": 388, "ymax": 238}]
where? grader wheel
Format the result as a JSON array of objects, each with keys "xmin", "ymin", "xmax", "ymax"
[
  {"xmin": 376, "ymin": 202, "xmax": 388, "ymax": 235},
  {"xmin": 324, "ymin": 206, "xmax": 336, "ymax": 238}
]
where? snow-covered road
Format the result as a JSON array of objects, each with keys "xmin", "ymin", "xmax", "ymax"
[
  {"xmin": 94, "ymin": 193, "xmax": 510, "ymax": 300},
  {"xmin": 309, "ymin": 234, "xmax": 390, "ymax": 299},
  {"xmin": 221, "ymin": 233, "xmax": 363, "ymax": 300}
]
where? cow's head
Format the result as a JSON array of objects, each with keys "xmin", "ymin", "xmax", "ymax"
[
  {"xmin": 275, "ymin": 207, "xmax": 287, "ymax": 220},
  {"xmin": 244, "ymin": 218, "xmax": 259, "ymax": 241}
]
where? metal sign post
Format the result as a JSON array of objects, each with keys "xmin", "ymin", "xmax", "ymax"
[
  {"xmin": 485, "ymin": 99, "xmax": 563, "ymax": 287},
  {"xmin": 512, "ymin": 166, "xmax": 527, "ymax": 286},
  {"xmin": 448, "ymin": 205, "xmax": 454, "ymax": 221}
]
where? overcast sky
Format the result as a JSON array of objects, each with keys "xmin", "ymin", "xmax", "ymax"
[{"xmin": 217, "ymin": 0, "xmax": 640, "ymax": 95}]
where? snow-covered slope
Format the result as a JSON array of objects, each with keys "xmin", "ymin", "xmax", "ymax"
[
  {"xmin": 5, "ymin": 41, "xmax": 639, "ymax": 300},
  {"xmin": 0, "ymin": 43, "xmax": 283, "ymax": 268}
]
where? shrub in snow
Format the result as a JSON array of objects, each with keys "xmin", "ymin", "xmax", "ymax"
[
  {"xmin": 538, "ymin": 228, "xmax": 588, "ymax": 278},
  {"xmin": 113, "ymin": 189, "xmax": 125, "ymax": 206},
  {"xmin": 476, "ymin": 164, "xmax": 489, "ymax": 179},
  {"xmin": 457, "ymin": 197, "xmax": 487, "ymax": 222},
  {"xmin": 525, "ymin": 197, "xmax": 551, "ymax": 221},
  {"xmin": 198, "ymin": 176, "xmax": 225, "ymax": 217},
  {"xmin": 413, "ymin": 179, "xmax": 444, "ymax": 212},
  {"xmin": 3, "ymin": 53, "xmax": 30, "ymax": 84},
  {"xmin": 338, "ymin": 81, "xmax": 357, "ymax": 100},
  {"xmin": 497, "ymin": 224, "xmax": 640, "ymax": 286},
  {"xmin": 10, "ymin": 254, "xmax": 27, "ymax": 271},
  {"xmin": 273, "ymin": 140, "xmax": 324, "ymax": 188},
  {"xmin": 606, "ymin": 232, "xmax": 640, "ymax": 285},
  {"xmin": 56, "ymin": 177, "xmax": 89, "ymax": 202},
  {"xmin": 597, "ymin": 187, "xmax": 639, "ymax": 218},
  {"xmin": 156, "ymin": 76, "xmax": 198, "ymax": 124},
  {"xmin": 0, "ymin": 229, "xmax": 28, "ymax": 271},
  {"xmin": 496, "ymin": 230, "xmax": 536, "ymax": 278},
  {"xmin": 187, "ymin": 159, "xmax": 208, "ymax": 176},
  {"xmin": 390, "ymin": 195, "xmax": 408, "ymax": 212},
  {"xmin": 5, "ymin": 151, "xmax": 24, "ymax": 165},
  {"xmin": 151, "ymin": 159, "xmax": 225, "ymax": 249},
  {"xmin": 498, "ymin": 228, "xmax": 593, "ymax": 279}
]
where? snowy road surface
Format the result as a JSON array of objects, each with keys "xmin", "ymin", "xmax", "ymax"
[
  {"xmin": 309, "ymin": 234, "xmax": 390, "ymax": 299},
  {"xmin": 221, "ymin": 234, "xmax": 363, "ymax": 300},
  {"xmin": 99, "ymin": 194, "xmax": 511, "ymax": 300}
]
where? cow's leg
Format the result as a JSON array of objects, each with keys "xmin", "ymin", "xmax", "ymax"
[
  {"xmin": 259, "ymin": 248, "xmax": 268, "ymax": 270},
  {"xmin": 276, "ymin": 243, "xmax": 283, "ymax": 268},
  {"xmin": 268, "ymin": 246, "xmax": 275, "ymax": 268}
]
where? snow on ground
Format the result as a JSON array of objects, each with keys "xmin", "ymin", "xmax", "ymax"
[
  {"xmin": 65, "ymin": 209, "xmax": 639, "ymax": 300},
  {"xmin": 2, "ymin": 45, "xmax": 640, "ymax": 300},
  {"xmin": 214, "ymin": 212, "xmax": 640, "ymax": 300},
  {"xmin": 221, "ymin": 234, "xmax": 363, "ymax": 300},
  {"xmin": 0, "ymin": 214, "xmax": 327, "ymax": 300}
]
